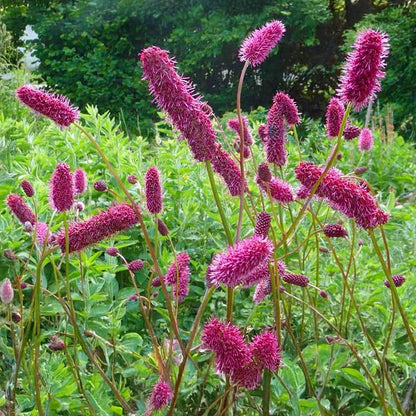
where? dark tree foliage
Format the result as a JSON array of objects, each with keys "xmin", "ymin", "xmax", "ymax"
[{"xmin": 0, "ymin": 0, "xmax": 413, "ymax": 136}]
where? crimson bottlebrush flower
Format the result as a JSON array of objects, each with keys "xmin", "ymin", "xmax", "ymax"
[
  {"xmin": 282, "ymin": 272, "xmax": 309, "ymax": 287},
  {"xmin": 326, "ymin": 98, "xmax": 345, "ymax": 138},
  {"xmin": 21, "ymin": 180, "xmax": 34, "ymax": 197},
  {"xmin": 254, "ymin": 211, "xmax": 271, "ymax": 238},
  {"xmin": 127, "ymin": 174, "xmax": 138, "ymax": 184},
  {"xmin": 6, "ymin": 194, "xmax": 36, "ymax": 225},
  {"xmin": 50, "ymin": 163, "xmax": 73, "ymax": 212},
  {"xmin": 227, "ymin": 116, "xmax": 253, "ymax": 146},
  {"xmin": 359, "ymin": 128, "xmax": 374, "ymax": 152},
  {"xmin": 93, "ymin": 180, "xmax": 107, "ymax": 192},
  {"xmin": 57, "ymin": 204, "xmax": 138, "ymax": 253},
  {"xmin": 231, "ymin": 359, "xmax": 262, "ymax": 390},
  {"xmin": 148, "ymin": 381, "xmax": 173, "ymax": 410},
  {"xmin": 128, "ymin": 259, "xmax": 144, "ymax": 272},
  {"xmin": 384, "ymin": 274, "xmax": 405, "ymax": 288},
  {"xmin": 0, "ymin": 278, "xmax": 14, "ymax": 304},
  {"xmin": 338, "ymin": 29, "xmax": 389, "ymax": 111},
  {"xmin": 106, "ymin": 247, "xmax": 119, "ymax": 257},
  {"xmin": 145, "ymin": 166, "xmax": 163, "ymax": 214},
  {"xmin": 251, "ymin": 331, "xmax": 282, "ymax": 371},
  {"xmin": 211, "ymin": 146, "xmax": 246, "ymax": 196},
  {"xmin": 354, "ymin": 166, "xmax": 367, "ymax": 174},
  {"xmin": 201, "ymin": 317, "xmax": 251, "ymax": 375},
  {"xmin": 343, "ymin": 125, "xmax": 361, "ymax": 141},
  {"xmin": 164, "ymin": 252, "xmax": 190, "ymax": 302},
  {"xmin": 16, "ymin": 84, "xmax": 79, "ymax": 127},
  {"xmin": 258, "ymin": 124, "xmax": 267, "ymax": 143},
  {"xmin": 265, "ymin": 92, "xmax": 300, "ymax": 166},
  {"xmin": 323, "ymin": 224, "xmax": 348, "ymax": 238},
  {"xmin": 73, "ymin": 169, "xmax": 87, "ymax": 195},
  {"xmin": 36, "ymin": 222, "xmax": 49, "ymax": 246},
  {"xmin": 140, "ymin": 46, "xmax": 217, "ymax": 162},
  {"xmin": 239, "ymin": 21, "xmax": 286, "ymax": 67},
  {"xmin": 207, "ymin": 235, "xmax": 273, "ymax": 287},
  {"xmin": 257, "ymin": 175, "xmax": 294, "ymax": 204},
  {"xmin": 157, "ymin": 218, "xmax": 169, "ymax": 236},
  {"xmin": 257, "ymin": 162, "xmax": 272, "ymax": 182},
  {"xmin": 295, "ymin": 161, "xmax": 389, "ymax": 229}
]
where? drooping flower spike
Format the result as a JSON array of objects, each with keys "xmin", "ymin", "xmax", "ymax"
[
  {"xmin": 16, "ymin": 84, "xmax": 79, "ymax": 127},
  {"xmin": 6, "ymin": 194, "xmax": 36, "ymax": 225}
]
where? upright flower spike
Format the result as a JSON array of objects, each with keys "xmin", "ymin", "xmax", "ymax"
[
  {"xmin": 50, "ymin": 163, "xmax": 74, "ymax": 212},
  {"xmin": 227, "ymin": 115, "xmax": 253, "ymax": 146},
  {"xmin": 295, "ymin": 161, "xmax": 389, "ymax": 229},
  {"xmin": 20, "ymin": 180, "xmax": 34, "ymax": 197},
  {"xmin": 16, "ymin": 85, "xmax": 79, "ymax": 127},
  {"xmin": 164, "ymin": 252, "xmax": 190, "ymax": 302},
  {"xmin": 211, "ymin": 146, "xmax": 247, "ymax": 196},
  {"xmin": 36, "ymin": 222, "xmax": 50, "ymax": 246},
  {"xmin": 6, "ymin": 194, "xmax": 36, "ymax": 225},
  {"xmin": 251, "ymin": 331, "xmax": 282, "ymax": 372},
  {"xmin": 338, "ymin": 29, "xmax": 389, "ymax": 111},
  {"xmin": 326, "ymin": 98, "xmax": 345, "ymax": 138},
  {"xmin": 73, "ymin": 169, "xmax": 87, "ymax": 195},
  {"xmin": 147, "ymin": 381, "xmax": 173, "ymax": 411},
  {"xmin": 207, "ymin": 235, "xmax": 273, "ymax": 287},
  {"xmin": 239, "ymin": 20, "xmax": 286, "ymax": 67},
  {"xmin": 257, "ymin": 162, "xmax": 272, "ymax": 182},
  {"xmin": 140, "ymin": 46, "xmax": 218, "ymax": 162},
  {"xmin": 343, "ymin": 125, "xmax": 361, "ymax": 141},
  {"xmin": 145, "ymin": 166, "xmax": 163, "ymax": 214},
  {"xmin": 57, "ymin": 204, "xmax": 138, "ymax": 253},
  {"xmin": 254, "ymin": 211, "xmax": 272, "ymax": 238},
  {"xmin": 359, "ymin": 128, "xmax": 374, "ymax": 152},
  {"xmin": 0, "ymin": 278, "xmax": 14, "ymax": 304}
]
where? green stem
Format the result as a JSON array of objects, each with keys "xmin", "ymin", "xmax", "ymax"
[{"xmin": 262, "ymin": 370, "xmax": 271, "ymax": 416}]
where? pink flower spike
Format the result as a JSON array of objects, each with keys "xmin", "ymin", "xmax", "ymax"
[
  {"xmin": 227, "ymin": 115, "xmax": 253, "ymax": 146},
  {"xmin": 326, "ymin": 98, "xmax": 345, "ymax": 138},
  {"xmin": 164, "ymin": 252, "xmax": 190, "ymax": 302},
  {"xmin": 343, "ymin": 125, "xmax": 361, "ymax": 141},
  {"xmin": 254, "ymin": 211, "xmax": 271, "ymax": 238},
  {"xmin": 73, "ymin": 169, "xmax": 87, "ymax": 195},
  {"xmin": 6, "ymin": 194, "xmax": 36, "ymax": 225},
  {"xmin": 211, "ymin": 146, "xmax": 246, "ymax": 197},
  {"xmin": 140, "ymin": 46, "xmax": 218, "ymax": 162},
  {"xmin": 384, "ymin": 274, "xmax": 405, "ymax": 288},
  {"xmin": 21, "ymin": 180, "xmax": 34, "ymax": 197},
  {"xmin": 36, "ymin": 222, "xmax": 49, "ymax": 246},
  {"xmin": 148, "ymin": 381, "xmax": 173, "ymax": 411},
  {"xmin": 282, "ymin": 272, "xmax": 309, "ymax": 287},
  {"xmin": 0, "ymin": 278, "xmax": 14, "ymax": 304},
  {"xmin": 239, "ymin": 21, "xmax": 286, "ymax": 67},
  {"xmin": 207, "ymin": 235, "xmax": 273, "ymax": 287},
  {"xmin": 157, "ymin": 218, "xmax": 169, "ymax": 236},
  {"xmin": 128, "ymin": 259, "xmax": 144, "ymax": 272},
  {"xmin": 323, "ymin": 224, "xmax": 348, "ymax": 238},
  {"xmin": 57, "ymin": 204, "xmax": 138, "ymax": 253},
  {"xmin": 257, "ymin": 176, "xmax": 294, "ymax": 204},
  {"xmin": 359, "ymin": 128, "xmax": 374, "ymax": 152},
  {"xmin": 337, "ymin": 29, "xmax": 389, "ymax": 111},
  {"xmin": 251, "ymin": 331, "xmax": 282, "ymax": 372},
  {"xmin": 16, "ymin": 84, "xmax": 79, "ymax": 127},
  {"xmin": 145, "ymin": 166, "xmax": 163, "ymax": 214},
  {"xmin": 257, "ymin": 162, "xmax": 272, "ymax": 182},
  {"xmin": 93, "ymin": 180, "xmax": 107, "ymax": 192},
  {"xmin": 50, "ymin": 163, "xmax": 74, "ymax": 212}
]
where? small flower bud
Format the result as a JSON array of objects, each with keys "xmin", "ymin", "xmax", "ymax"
[
  {"xmin": 21, "ymin": 180, "xmax": 34, "ymax": 197},
  {"xmin": 152, "ymin": 277, "xmax": 161, "ymax": 287},
  {"xmin": 48, "ymin": 335, "xmax": 65, "ymax": 351},
  {"xmin": 127, "ymin": 174, "xmax": 138, "ymax": 184},
  {"xmin": 384, "ymin": 274, "xmax": 405, "ymax": 288},
  {"xmin": 24, "ymin": 221, "xmax": 34, "ymax": 232},
  {"xmin": 127, "ymin": 294, "xmax": 139, "ymax": 301},
  {"xmin": 128, "ymin": 259, "xmax": 144, "ymax": 272},
  {"xmin": 354, "ymin": 166, "xmax": 367, "ymax": 174},
  {"xmin": 4, "ymin": 249, "xmax": 18, "ymax": 260},
  {"xmin": 319, "ymin": 246, "xmax": 329, "ymax": 253},
  {"xmin": 157, "ymin": 218, "xmax": 169, "ymax": 236},
  {"xmin": 84, "ymin": 330, "xmax": 95, "ymax": 337},
  {"xmin": 93, "ymin": 180, "xmax": 108, "ymax": 192},
  {"xmin": 73, "ymin": 201, "xmax": 85, "ymax": 212},
  {"xmin": 106, "ymin": 247, "xmax": 119, "ymax": 257},
  {"xmin": 319, "ymin": 290, "xmax": 329, "ymax": 299},
  {"xmin": 20, "ymin": 282, "xmax": 28, "ymax": 289},
  {"xmin": 12, "ymin": 312, "xmax": 22, "ymax": 323},
  {"xmin": 257, "ymin": 162, "xmax": 272, "ymax": 182},
  {"xmin": 358, "ymin": 238, "xmax": 364, "ymax": 246},
  {"xmin": 336, "ymin": 152, "xmax": 342, "ymax": 160}
]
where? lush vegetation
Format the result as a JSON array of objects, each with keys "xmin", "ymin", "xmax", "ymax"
[
  {"xmin": 1, "ymin": 8, "xmax": 416, "ymax": 416},
  {"xmin": 1, "ymin": 0, "xmax": 415, "ymax": 136}
]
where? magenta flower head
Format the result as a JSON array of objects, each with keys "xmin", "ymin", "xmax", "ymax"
[
  {"xmin": 239, "ymin": 20, "xmax": 286, "ymax": 67},
  {"xmin": 50, "ymin": 163, "xmax": 74, "ymax": 212},
  {"xmin": 201, "ymin": 317, "xmax": 251, "ymax": 375},
  {"xmin": 227, "ymin": 115, "xmax": 253, "ymax": 146},
  {"xmin": 16, "ymin": 84, "xmax": 79, "ymax": 127},
  {"xmin": 73, "ymin": 169, "xmax": 87, "ymax": 195},
  {"xmin": 338, "ymin": 29, "xmax": 389, "ymax": 111},
  {"xmin": 36, "ymin": 222, "xmax": 50, "ymax": 246},
  {"xmin": 164, "ymin": 252, "xmax": 190, "ymax": 302},
  {"xmin": 157, "ymin": 218, "xmax": 169, "ymax": 236},
  {"xmin": 258, "ymin": 124, "xmax": 267, "ymax": 142},
  {"xmin": 21, "ymin": 180, "xmax": 34, "ymax": 197},
  {"xmin": 140, "ymin": 46, "xmax": 217, "ymax": 162},
  {"xmin": 147, "ymin": 381, "xmax": 173, "ymax": 411},
  {"xmin": 127, "ymin": 174, "xmax": 138, "ymax": 184},
  {"xmin": 211, "ymin": 146, "xmax": 247, "ymax": 197},
  {"xmin": 359, "ymin": 128, "xmax": 374, "ymax": 152},
  {"xmin": 282, "ymin": 272, "xmax": 309, "ymax": 287},
  {"xmin": 0, "ymin": 278, "xmax": 14, "ymax": 304},
  {"xmin": 323, "ymin": 224, "xmax": 348, "ymax": 238},
  {"xmin": 128, "ymin": 259, "xmax": 144, "ymax": 272},
  {"xmin": 326, "ymin": 98, "xmax": 345, "ymax": 138},
  {"xmin": 207, "ymin": 235, "xmax": 273, "ymax": 287},
  {"xmin": 251, "ymin": 331, "xmax": 282, "ymax": 372},
  {"xmin": 257, "ymin": 162, "xmax": 272, "ymax": 182},
  {"xmin": 384, "ymin": 274, "xmax": 405, "ymax": 288},
  {"xmin": 295, "ymin": 161, "xmax": 389, "ymax": 229},
  {"xmin": 145, "ymin": 166, "xmax": 163, "ymax": 214},
  {"xmin": 257, "ymin": 176, "xmax": 294, "ymax": 204},
  {"xmin": 57, "ymin": 204, "xmax": 138, "ymax": 253},
  {"xmin": 254, "ymin": 211, "xmax": 271, "ymax": 238},
  {"xmin": 106, "ymin": 247, "xmax": 119, "ymax": 257},
  {"xmin": 6, "ymin": 194, "xmax": 36, "ymax": 225},
  {"xmin": 343, "ymin": 125, "xmax": 361, "ymax": 141},
  {"xmin": 93, "ymin": 180, "xmax": 107, "ymax": 192}
]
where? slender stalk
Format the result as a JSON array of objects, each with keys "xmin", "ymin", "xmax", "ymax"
[{"xmin": 262, "ymin": 370, "xmax": 271, "ymax": 416}]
